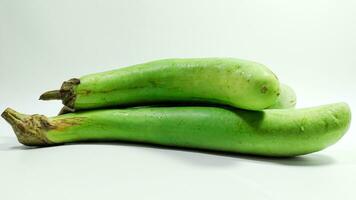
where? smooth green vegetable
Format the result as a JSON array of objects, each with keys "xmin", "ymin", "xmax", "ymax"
[
  {"xmin": 40, "ymin": 58, "xmax": 280, "ymax": 111},
  {"xmin": 55, "ymin": 83, "xmax": 296, "ymax": 115},
  {"xmin": 2, "ymin": 103, "xmax": 350, "ymax": 157},
  {"xmin": 268, "ymin": 83, "xmax": 296, "ymax": 109}
]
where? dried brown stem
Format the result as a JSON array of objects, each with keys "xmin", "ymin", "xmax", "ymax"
[
  {"xmin": 39, "ymin": 78, "xmax": 80, "ymax": 109},
  {"xmin": 1, "ymin": 108, "xmax": 54, "ymax": 146},
  {"xmin": 39, "ymin": 90, "xmax": 61, "ymax": 100}
]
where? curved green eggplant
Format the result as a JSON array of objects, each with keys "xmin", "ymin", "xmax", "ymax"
[
  {"xmin": 2, "ymin": 103, "xmax": 350, "ymax": 157},
  {"xmin": 40, "ymin": 58, "xmax": 280, "ymax": 111}
]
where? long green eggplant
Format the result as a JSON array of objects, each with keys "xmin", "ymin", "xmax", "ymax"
[
  {"xmin": 40, "ymin": 58, "xmax": 280, "ymax": 111},
  {"xmin": 56, "ymin": 83, "xmax": 296, "ymax": 115},
  {"xmin": 2, "ymin": 103, "xmax": 350, "ymax": 157}
]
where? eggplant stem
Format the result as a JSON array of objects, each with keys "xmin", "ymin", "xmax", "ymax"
[
  {"xmin": 39, "ymin": 90, "xmax": 61, "ymax": 100},
  {"xmin": 1, "ymin": 108, "xmax": 54, "ymax": 146}
]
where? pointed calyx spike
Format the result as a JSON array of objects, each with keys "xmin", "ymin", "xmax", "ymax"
[
  {"xmin": 39, "ymin": 90, "xmax": 61, "ymax": 100},
  {"xmin": 58, "ymin": 106, "xmax": 75, "ymax": 115}
]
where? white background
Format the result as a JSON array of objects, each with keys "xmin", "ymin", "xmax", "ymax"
[{"xmin": 0, "ymin": 0, "xmax": 355, "ymax": 199}]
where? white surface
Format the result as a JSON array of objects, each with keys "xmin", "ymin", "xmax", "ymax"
[{"xmin": 0, "ymin": 0, "xmax": 355, "ymax": 200}]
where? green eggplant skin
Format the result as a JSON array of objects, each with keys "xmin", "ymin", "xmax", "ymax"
[
  {"xmin": 43, "ymin": 58, "xmax": 280, "ymax": 111},
  {"xmin": 56, "ymin": 83, "xmax": 295, "ymax": 115},
  {"xmin": 268, "ymin": 83, "xmax": 296, "ymax": 109},
  {"xmin": 2, "ymin": 103, "xmax": 351, "ymax": 157}
]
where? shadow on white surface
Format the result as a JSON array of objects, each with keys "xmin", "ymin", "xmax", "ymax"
[
  {"xmin": 156, "ymin": 147, "xmax": 336, "ymax": 167},
  {"xmin": 0, "ymin": 137, "xmax": 335, "ymax": 167}
]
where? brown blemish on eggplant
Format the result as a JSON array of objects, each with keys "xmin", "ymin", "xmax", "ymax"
[
  {"xmin": 51, "ymin": 117, "xmax": 86, "ymax": 131},
  {"xmin": 78, "ymin": 89, "xmax": 92, "ymax": 95},
  {"xmin": 260, "ymin": 85, "xmax": 268, "ymax": 94}
]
